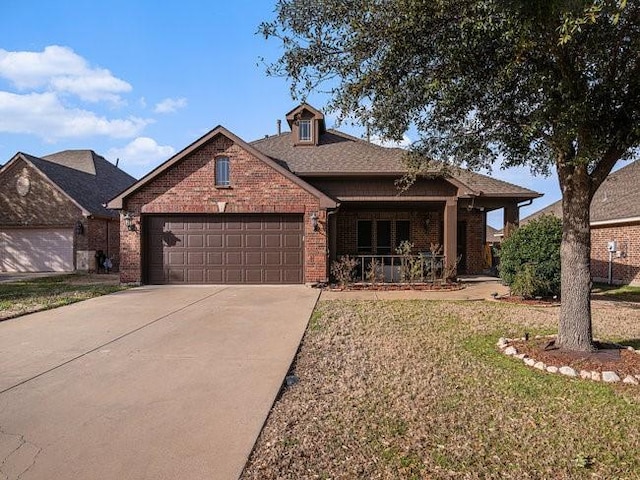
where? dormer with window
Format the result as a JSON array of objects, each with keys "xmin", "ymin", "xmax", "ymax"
[{"xmin": 285, "ymin": 103, "xmax": 326, "ymax": 146}]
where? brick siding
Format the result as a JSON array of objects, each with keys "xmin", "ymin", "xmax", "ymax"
[
  {"xmin": 457, "ymin": 209, "xmax": 485, "ymax": 275},
  {"xmin": 0, "ymin": 159, "xmax": 80, "ymax": 226},
  {"xmin": 120, "ymin": 134, "xmax": 326, "ymax": 284},
  {"xmin": 0, "ymin": 159, "xmax": 127, "ymax": 273},
  {"xmin": 591, "ymin": 222, "xmax": 640, "ymax": 285}
]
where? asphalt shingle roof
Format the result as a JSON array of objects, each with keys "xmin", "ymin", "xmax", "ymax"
[
  {"xmin": 591, "ymin": 160, "xmax": 640, "ymax": 222},
  {"xmin": 251, "ymin": 130, "xmax": 539, "ymax": 199},
  {"xmin": 521, "ymin": 159, "xmax": 640, "ymax": 225},
  {"xmin": 24, "ymin": 150, "xmax": 136, "ymax": 218}
]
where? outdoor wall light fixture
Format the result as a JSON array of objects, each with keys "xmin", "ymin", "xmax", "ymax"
[
  {"xmin": 424, "ymin": 216, "xmax": 431, "ymax": 231},
  {"xmin": 310, "ymin": 212, "xmax": 319, "ymax": 232},
  {"xmin": 75, "ymin": 220, "xmax": 84, "ymax": 235},
  {"xmin": 123, "ymin": 212, "xmax": 136, "ymax": 231}
]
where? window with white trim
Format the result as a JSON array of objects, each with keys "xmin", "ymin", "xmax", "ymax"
[{"xmin": 215, "ymin": 157, "xmax": 230, "ymax": 187}]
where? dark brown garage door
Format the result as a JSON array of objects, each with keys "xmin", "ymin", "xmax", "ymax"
[{"xmin": 145, "ymin": 214, "xmax": 304, "ymax": 284}]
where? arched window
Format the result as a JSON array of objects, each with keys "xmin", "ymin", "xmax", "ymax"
[{"xmin": 215, "ymin": 157, "xmax": 230, "ymax": 187}]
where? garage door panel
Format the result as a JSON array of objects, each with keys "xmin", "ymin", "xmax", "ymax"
[
  {"xmin": 187, "ymin": 234, "xmax": 204, "ymax": 247},
  {"xmin": 264, "ymin": 235, "xmax": 281, "ymax": 248},
  {"xmin": 187, "ymin": 269, "xmax": 204, "ymax": 283},
  {"xmin": 265, "ymin": 252, "xmax": 281, "ymax": 265},
  {"xmin": 226, "ymin": 269, "xmax": 243, "ymax": 283},
  {"xmin": 207, "ymin": 269, "xmax": 223, "ymax": 283},
  {"xmin": 226, "ymin": 220, "xmax": 243, "ymax": 230},
  {"xmin": 187, "ymin": 252, "xmax": 205, "ymax": 265},
  {"xmin": 207, "ymin": 234, "xmax": 223, "ymax": 248},
  {"xmin": 284, "ymin": 220, "xmax": 302, "ymax": 231},
  {"xmin": 226, "ymin": 252, "xmax": 242, "ymax": 266},
  {"xmin": 168, "ymin": 251, "xmax": 184, "ymax": 266},
  {"xmin": 245, "ymin": 221, "xmax": 262, "ymax": 231},
  {"xmin": 167, "ymin": 221, "xmax": 184, "ymax": 231},
  {"xmin": 284, "ymin": 269, "xmax": 302, "ymax": 283},
  {"xmin": 246, "ymin": 235, "xmax": 263, "ymax": 248},
  {"xmin": 264, "ymin": 270, "xmax": 282, "ymax": 283},
  {"xmin": 145, "ymin": 214, "xmax": 304, "ymax": 284},
  {"xmin": 246, "ymin": 269, "xmax": 262, "ymax": 283},
  {"xmin": 208, "ymin": 252, "xmax": 223, "ymax": 265},
  {"xmin": 284, "ymin": 252, "xmax": 302, "ymax": 266},
  {"xmin": 167, "ymin": 269, "xmax": 185, "ymax": 283},
  {"xmin": 226, "ymin": 235, "xmax": 243, "ymax": 248},
  {"xmin": 245, "ymin": 252, "xmax": 262, "ymax": 265}
]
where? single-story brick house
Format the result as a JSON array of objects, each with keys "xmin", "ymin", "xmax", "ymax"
[
  {"xmin": 0, "ymin": 150, "xmax": 136, "ymax": 272},
  {"xmin": 107, "ymin": 104, "xmax": 540, "ymax": 285},
  {"xmin": 521, "ymin": 159, "xmax": 640, "ymax": 285}
]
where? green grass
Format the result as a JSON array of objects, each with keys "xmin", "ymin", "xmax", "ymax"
[
  {"xmin": 243, "ymin": 300, "xmax": 640, "ymax": 480},
  {"xmin": 0, "ymin": 274, "xmax": 125, "ymax": 320},
  {"xmin": 592, "ymin": 283, "xmax": 640, "ymax": 302}
]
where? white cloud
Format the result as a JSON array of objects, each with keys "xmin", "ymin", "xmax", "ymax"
[
  {"xmin": 0, "ymin": 45, "xmax": 131, "ymax": 103},
  {"xmin": 369, "ymin": 134, "xmax": 412, "ymax": 149},
  {"xmin": 107, "ymin": 137, "xmax": 175, "ymax": 166},
  {"xmin": 0, "ymin": 91, "xmax": 149, "ymax": 140},
  {"xmin": 154, "ymin": 97, "xmax": 187, "ymax": 114}
]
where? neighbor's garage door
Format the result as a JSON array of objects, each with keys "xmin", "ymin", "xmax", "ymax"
[
  {"xmin": 145, "ymin": 215, "xmax": 304, "ymax": 284},
  {"xmin": 0, "ymin": 228, "xmax": 74, "ymax": 272}
]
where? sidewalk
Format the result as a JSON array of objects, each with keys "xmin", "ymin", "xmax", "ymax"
[{"xmin": 320, "ymin": 279, "xmax": 509, "ymax": 301}]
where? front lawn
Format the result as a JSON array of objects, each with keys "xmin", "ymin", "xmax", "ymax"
[
  {"xmin": 0, "ymin": 273, "xmax": 124, "ymax": 321},
  {"xmin": 243, "ymin": 300, "xmax": 640, "ymax": 479},
  {"xmin": 592, "ymin": 283, "xmax": 640, "ymax": 303}
]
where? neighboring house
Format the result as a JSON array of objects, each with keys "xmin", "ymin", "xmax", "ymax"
[
  {"xmin": 486, "ymin": 225, "xmax": 502, "ymax": 245},
  {"xmin": 0, "ymin": 150, "xmax": 136, "ymax": 273},
  {"xmin": 520, "ymin": 159, "xmax": 640, "ymax": 285},
  {"xmin": 107, "ymin": 104, "xmax": 540, "ymax": 285}
]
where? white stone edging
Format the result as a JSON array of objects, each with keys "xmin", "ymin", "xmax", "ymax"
[{"xmin": 497, "ymin": 335, "xmax": 640, "ymax": 386}]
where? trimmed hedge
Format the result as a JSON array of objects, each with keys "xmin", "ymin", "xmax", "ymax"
[{"xmin": 499, "ymin": 215, "xmax": 562, "ymax": 297}]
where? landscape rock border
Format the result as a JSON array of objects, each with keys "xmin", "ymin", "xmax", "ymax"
[{"xmin": 497, "ymin": 335, "xmax": 640, "ymax": 386}]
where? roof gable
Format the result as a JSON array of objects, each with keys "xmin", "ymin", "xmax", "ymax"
[
  {"xmin": 107, "ymin": 126, "xmax": 336, "ymax": 209},
  {"xmin": 1, "ymin": 150, "xmax": 136, "ymax": 218}
]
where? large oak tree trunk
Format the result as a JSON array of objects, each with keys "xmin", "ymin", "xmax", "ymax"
[{"xmin": 557, "ymin": 166, "xmax": 595, "ymax": 352}]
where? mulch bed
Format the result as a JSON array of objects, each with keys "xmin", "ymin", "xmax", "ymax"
[
  {"xmin": 511, "ymin": 337, "xmax": 640, "ymax": 376},
  {"xmin": 495, "ymin": 295, "xmax": 560, "ymax": 307},
  {"xmin": 328, "ymin": 282, "xmax": 463, "ymax": 291}
]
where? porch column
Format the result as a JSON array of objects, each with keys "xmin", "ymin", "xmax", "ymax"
[
  {"xmin": 444, "ymin": 198, "xmax": 457, "ymax": 270},
  {"xmin": 328, "ymin": 210, "xmax": 338, "ymax": 264},
  {"xmin": 503, "ymin": 202, "xmax": 519, "ymax": 239}
]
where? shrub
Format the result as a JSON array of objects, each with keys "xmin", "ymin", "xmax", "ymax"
[
  {"xmin": 499, "ymin": 215, "xmax": 562, "ymax": 297},
  {"xmin": 396, "ymin": 241, "xmax": 423, "ymax": 283},
  {"xmin": 331, "ymin": 255, "xmax": 359, "ymax": 287},
  {"xmin": 365, "ymin": 258, "xmax": 383, "ymax": 285},
  {"xmin": 510, "ymin": 263, "xmax": 549, "ymax": 298}
]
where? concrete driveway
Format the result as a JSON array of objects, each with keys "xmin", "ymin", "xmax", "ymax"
[{"xmin": 0, "ymin": 285, "xmax": 319, "ymax": 480}]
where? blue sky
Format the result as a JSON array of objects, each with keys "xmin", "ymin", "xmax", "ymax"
[{"xmin": 0, "ymin": 1, "xmax": 605, "ymax": 227}]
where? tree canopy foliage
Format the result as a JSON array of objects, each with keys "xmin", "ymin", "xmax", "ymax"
[
  {"xmin": 261, "ymin": 0, "xmax": 640, "ymax": 350},
  {"xmin": 261, "ymin": 0, "xmax": 638, "ymax": 178}
]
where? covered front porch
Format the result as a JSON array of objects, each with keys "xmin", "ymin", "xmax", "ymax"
[{"xmin": 325, "ymin": 198, "xmax": 521, "ymax": 282}]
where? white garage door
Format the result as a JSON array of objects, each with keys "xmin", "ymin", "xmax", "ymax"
[{"xmin": 0, "ymin": 229, "xmax": 74, "ymax": 272}]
